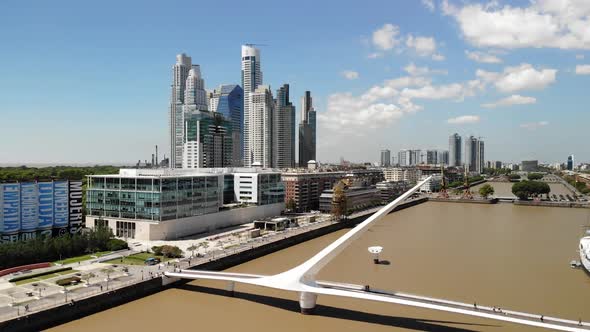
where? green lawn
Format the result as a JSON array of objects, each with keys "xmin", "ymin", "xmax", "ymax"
[
  {"xmin": 103, "ymin": 252, "xmax": 173, "ymax": 266},
  {"xmin": 14, "ymin": 270, "xmax": 79, "ymax": 286},
  {"xmin": 54, "ymin": 251, "xmax": 112, "ymax": 265}
]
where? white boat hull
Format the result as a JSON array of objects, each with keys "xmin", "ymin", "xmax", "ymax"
[{"xmin": 579, "ymin": 237, "xmax": 590, "ymax": 274}]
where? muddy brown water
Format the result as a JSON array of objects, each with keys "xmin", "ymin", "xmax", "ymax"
[{"xmin": 50, "ymin": 202, "xmax": 590, "ymax": 332}]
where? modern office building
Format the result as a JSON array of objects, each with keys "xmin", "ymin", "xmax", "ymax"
[
  {"xmin": 0, "ymin": 181, "xmax": 83, "ymax": 242},
  {"xmin": 242, "ymin": 45, "xmax": 263, "ymax": 167},
  {"xmin": 273, "ymin": 84, "xmax": 296, "ymax": 168},
  {"xmin": 449, "ymin": 133, "xmax": 462, "ymax": 167},
  {"xmin": 183, "ymin": 110, "xmax": 233, "ymax": 168},
  {"xmin": 376, "ymin": 181, "xmax": 409, "ymax": 203},
  {"xmin": 380, "ymin": 149, "xmax": 391, "ymax": 167},
  {"xmin": 298, "ymin": 91, "xmax": 316, "ymax": 167},
  {"xmin": 567, "ymin": 155, "xmax": 575, "ymax": 171},
  {"xmin": 169, "ymin": 53, "xmax": 193, "ymax": 169},
  {"xmin": 85, "ymin": 168, "xmax": 284, "ymax": 240},
  {"xmin": 212, "ymin": 85, "xmax": 244, "ymax": 166},
  {"xmin": 521, "ymin": 160, "xmax": 539, "ymax": 172}
]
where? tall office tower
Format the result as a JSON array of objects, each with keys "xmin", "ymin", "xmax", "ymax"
[
  {"xmin": 438, "ymin": 150, "xmax": 449, "ymax": 165},
  {"xmin": 380, "ymin": 149, "xmax": 391, "ymax": 167},
  {"xmin": 426, "ymin": 150, "xmax": 438, "ymax": 165},
  {"xmin": 448, "ymin": 133, "xmax": 462, "ymax": 167},
  {"xmin": 248, "ymin": 85, "xmax": 274, "ymax": 168},
  {"xmin": 398, "ymin": 149, "xmax": 410, "ymax": 166},
  {"xmin": 476, "ymin": 140, "xmax": 485, "ymax": 174},
  {"xmin": 183, "ymin": 110, "xmax": 233, "ymax": 168},
  {"xmin": 567, "ymin": 155, "xmax": 575, "ymax": 171},
  {"xmin": 184, "ymin": 65, "xmax": 208, "ymax": 110},
  {"xmin": 273, "ymin": 84, "xmax": 295, "ymax": 168},
  {"xmin": 241, "ymin": 45, "xmax": 263, "ymax": 166},
  {"xmin": 298, "ymin": 91, "xmax": 317, "ymax": 167},
  {"xmin": 169, "ymin": 53, "xmax": 192, "ymax": 168},
  {"xmin": 213, "ymin": 85, "xmax": 244, "ymax": 166}
]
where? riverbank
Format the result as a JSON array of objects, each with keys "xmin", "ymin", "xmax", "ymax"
[
  {"xmin": 2, "ymin": 195, "xmax": 587, "ymax": 332},
  {"xmin": 0, "ymin": 198, "xmax": 425, "ymax": 332}
]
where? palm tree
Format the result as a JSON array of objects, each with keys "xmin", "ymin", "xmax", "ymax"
[{"xmin": 187, "ymin": 244, "xmax": 198, "ymax": 258}]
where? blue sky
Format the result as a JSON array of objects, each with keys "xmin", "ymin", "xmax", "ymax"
[{"xmin": 0, "ymin": 0, "xmax": 588, "ymax": 165}]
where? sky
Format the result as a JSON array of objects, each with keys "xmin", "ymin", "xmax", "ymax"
[{"xmin": 0, "ymin": 0, "xmax": 589, "ymax": 165}]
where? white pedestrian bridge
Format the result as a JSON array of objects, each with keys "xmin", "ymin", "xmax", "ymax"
[{"xmin": 166, "ymin": 177, "xmax": 589, "ymax": 332}]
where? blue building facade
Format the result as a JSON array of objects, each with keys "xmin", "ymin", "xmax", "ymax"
[{"xmin": 215, "ymin": 85, "xmax": 244, "ymax": 166}]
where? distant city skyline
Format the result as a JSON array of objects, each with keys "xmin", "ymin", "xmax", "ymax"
[{"xmin": 1, "ymin": 1, "xmax": 589, "ymax": 165}]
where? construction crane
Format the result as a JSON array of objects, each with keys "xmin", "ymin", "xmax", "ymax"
[
  {"xmin": 461, "ymin": 164, "xmax": 473, "ymax": 199},
  {"xmin": 438, "ymin": 164, "xmax": 449, "ymax": 199}
]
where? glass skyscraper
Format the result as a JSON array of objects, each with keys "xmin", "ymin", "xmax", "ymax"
[{"xmin": 214, "ymin": 85, "xmax": 244, "ymax": 166}]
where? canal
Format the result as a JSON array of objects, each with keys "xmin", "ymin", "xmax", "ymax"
[{"xmin": 50, "ymin": 202, "xmax": 590, "ymax": 332}]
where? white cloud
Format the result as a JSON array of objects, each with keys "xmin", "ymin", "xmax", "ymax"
[
  {"xmin": 447, "ymin": 115, "xmax": 480, "ymax": 124},
  {"xmin": 576, "ymin": 54, "xmax": 585, "ymax": 59},
  {"xmin": 422, "ymin": 0, "xmax": 435, "ymax": 12},
  {"xmin": 367, "ymin": 52, "xmax": 383, "ymax": 59},
  {"xmin": 432, "ymin": 53, "xmax": 446, "ymax": 61},
  {"xmin": 477, "ymin": 64, "xmax": 557, "ymax": 93},
  {"xmin": 403, "ymin": 62, "xmax": 448, "ymax": 76},
  {"xmin": 406, "ymin": 35, "xmax": 438, "ymax": 57},
  {"xmin": 443, "ymin": 0, "xmax": 590, "ymax": 50},
  {"xmin": 372, "ymin": 24, "xmax": 401, "ymax": 50},
  {"xmin": 465, "ymin": 50, "xmax": 502, "ymax": 64},
  {"xmin": 481, "ymin": 95, "xmax": 537, "ymax": 108},
  {"xmin": 575, "ymin": 65, "xmax": 590, "ymax": 75},
  {"xmin": 520, "ymin": 121, "xmax": 549, "ymax": 129},
  {"xmin": 341, "ymin": 70, "xmax": 359, "ymax": 80}
]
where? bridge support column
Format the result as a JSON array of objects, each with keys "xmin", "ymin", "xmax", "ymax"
[
  {"xmin": 299, "ymin": 292, "xmax": 317, "ymax": 315},
  {"xmin": 226, "ymin": 281, "xmax": 235, "ymax": 297}
]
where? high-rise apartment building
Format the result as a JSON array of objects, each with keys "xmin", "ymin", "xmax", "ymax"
[
  {"xmin": 426, "ymin": 150, "xmax": 438, "ymax": 165},
  {"xmin": 248, "ymin": 85, "xmax": 274, "ymax": 168},
  {"xmin": 298, "ymin": 91, "xmax": 316, "ymax": 167},
  {"xmin": 465, "ymin": 136, "xmax": 485, "ymax": 173},
  {"xmin": 448, "ymin": 133, "xmax": 462, "ymax": 167},
  {"xmin": 212, "ymin": 85, "xmax": 244, "ymax": 166},
  {"xmin": 380, "ymin": 149, "xmax": 391, "ymax": 167},
  {"xmin": 398, "ymin": 150, "xmax": 410, "ymax": 166},
  {"xmin": 438, "ymin": 150, "xmax": 449, "ymax": 165},
  {"xmin": 273, "ymin": 84, "xmax": 296, "ymax": 168},
  {"xmin": 169, "ymin": 53, "xmax": 192, "ymax": 168},
  {"xmin": 241, "ymin": 45, "xmax": 263, "ymax": 167}
]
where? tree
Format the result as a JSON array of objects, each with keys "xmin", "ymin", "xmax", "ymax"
[
  {"xmin": 82, "ymin": 272, "xmax": 95, "ymax": 286},
  {"xmin": 478, "ymin": 184, "xmax": 495, "ymax": 199},
  {"xmin": 285, "ymin": 198, "xmax": 296, "ymax": 212},
  {"xmin": 512, "ymin": 181, "xmax": 550, "ymax": 200},
  {"xmin": 527, "ymin": 173, "xmax": 543, "ymax": 181},
  {"xmin": 508, "ymin": 174, "xmax": 521, "ymax": 181},
  {"xmin": 187, "ymin": 244, "xmax": 198, "ymax": 258},
  {"xmin": 331, "ymin": 181, "xmax": 348, "ymax": 219},
  {"xmin": 106, "ymin": 239, "xmax": 128, "ymax": 251},
  {"xmin": 160, "ymin": 245, "xmax": 183, "ymax": 258}
]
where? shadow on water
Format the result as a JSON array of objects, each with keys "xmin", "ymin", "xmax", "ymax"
[
  {"xmin": 376, "ymin": 260, "xmax": 391, "ymax": 265},
  {"xmin": 179, "ymin": 284, "xmax": 499, "ymax": 332}
]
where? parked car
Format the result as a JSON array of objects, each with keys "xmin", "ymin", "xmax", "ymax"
[{"xmin": 144, "ymin": 257, "xmax": 161, "ymax": 265}]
